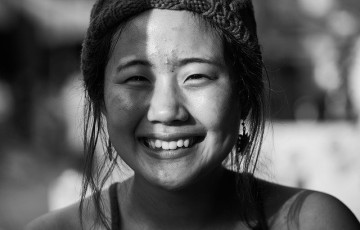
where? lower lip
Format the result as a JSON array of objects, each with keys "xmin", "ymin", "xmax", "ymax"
[{"xmin": 139, "ymin": 140, "xmax": 200, "ymax": 160}]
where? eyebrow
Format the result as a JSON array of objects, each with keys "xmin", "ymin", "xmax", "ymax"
[
  {"xmin": 178, "ymin": 57, "xmax": 224, "ymax": 68},
  {"xmin": 116, "ymin": 59, "xmax": 152, "ymax": 73},
  {"xmin": 116, "ymin": 57, "xmax": 223, "ymax": 72}
]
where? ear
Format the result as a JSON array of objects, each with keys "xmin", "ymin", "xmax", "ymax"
[
  {"xmin": 233, "ymin": 77, "xmax": 250, "ymax": 120},
  {"xmin": 239, "ymin": 95, "xmax": 251, "ymax": 120},
  {"xmin": 240, "ymin": 107, "xmax": 250, "ymax": 120}
]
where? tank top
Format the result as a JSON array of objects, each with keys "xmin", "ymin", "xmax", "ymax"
[
  {"xmin": 109, "ymin": 183, "xmax": 121, "ymax": 230},
  {"xmin": 108, "ymin": 174, "xmax": 267, "ymax": 230}
]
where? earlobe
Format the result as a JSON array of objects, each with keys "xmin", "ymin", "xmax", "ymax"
[
  {"xmin": 240, "ymin": 108, "xmax": 250, "ymax": 120},
  {"xmin": 235, "ymin": 81, "xmax": 250, "ymax": 120},
  {"xmin": 239, "ymin": 100, "xmax": 250, "ymax": 120}
]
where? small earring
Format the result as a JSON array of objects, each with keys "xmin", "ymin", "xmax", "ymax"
[{"xmin": 237, "ymin": 120, "xmax": 250, "ymax": 156}]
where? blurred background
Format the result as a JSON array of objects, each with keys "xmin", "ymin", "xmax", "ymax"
[{"xmin": 0, "ymin": 0, "xmax": 359, "ymax": 229}]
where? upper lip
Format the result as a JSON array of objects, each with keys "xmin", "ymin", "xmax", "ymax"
[{"xmin": 138, "ymin": 132, "xmax": 206, "ymax": 142}]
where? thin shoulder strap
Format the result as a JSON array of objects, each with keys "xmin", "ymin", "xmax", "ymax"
[
  {"xmin": 109, "ymin": 183, "xmax": 121, "ymax": 230},
  {"xmin": 287, "ymin": 190, "xmax": 313, "ymax": 229}
]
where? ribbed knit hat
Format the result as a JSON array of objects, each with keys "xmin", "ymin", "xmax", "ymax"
[{"xmin": 81, "ymin": 0, "xmax": 259, "ymax": 94}]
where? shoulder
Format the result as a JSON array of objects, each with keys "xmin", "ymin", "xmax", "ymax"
[
  {"xmin": 259, "ymin": 179, "xmax": 360, "ymax": 230},
  {"xmin": 297, "ymin": 191, "xmax": 360, "ymax": 230},
  {"xmin": 25, "ymin": 184, "xmax": 115, "ymax": 230},
  {"xmin": 24, "ymin": 203, "xmax": 81, "ymax": 230}
]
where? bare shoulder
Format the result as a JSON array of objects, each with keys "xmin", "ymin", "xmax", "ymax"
[
  {"xmin": 260, "ymin": 179, "xmax": 360, "ymax": 230},
  {"xmin": 25, "ymin": 185, "xmax": 113, "ymax": 230},
  {"xmin": 298, "ymin": 191, "xmax": 360, "ymax": 230},
  {"xmin": 24, "ymin": 202, "xmax": 81, "ymax": 230}
]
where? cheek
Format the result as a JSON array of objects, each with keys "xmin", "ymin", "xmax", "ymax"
[
  {"xmin": 193, "ymin": 87, "xmax": 240, "ymax": 132},
  {"xmin": 192, "ymin": 84, "xmax": 240, "ymax": 159},
  {"xmin": 104, "ymin": 87, "xmax": 146, "ymax": 138}
]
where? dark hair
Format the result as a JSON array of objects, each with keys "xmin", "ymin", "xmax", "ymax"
[{"xmin": 80, "ymin": 9, "xmax": 267, "ymax": 230}]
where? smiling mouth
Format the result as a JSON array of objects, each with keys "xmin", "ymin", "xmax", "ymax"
[{"xmin": 140, "ymin": 136, "xmax": 205, "ymax": 151}]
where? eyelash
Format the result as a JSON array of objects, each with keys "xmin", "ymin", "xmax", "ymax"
[
  {"xmin": 185, "ymin": 74, "xmax": 211, "ymax": 81},
  {"xmin": 125, "ymin": 76, "xmax": 149, "ymax": 83},
  {"xmin": 122, "ymin": 73, "xmax": 214, "ymax": 86}
]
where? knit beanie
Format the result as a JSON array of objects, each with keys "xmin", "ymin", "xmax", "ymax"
[{"xmin": 81, "ymin": 0, "xmax": 259, "ymax": 98}]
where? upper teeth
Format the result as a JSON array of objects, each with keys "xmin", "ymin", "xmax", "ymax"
[{"xmin": 145, "ymin": 138, "xmax": 192, "ymax": 150}]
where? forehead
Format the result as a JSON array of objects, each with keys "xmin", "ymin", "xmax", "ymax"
[{"xmin": 110, "ymin": 9, "xmax": 224, "ymax": 65}]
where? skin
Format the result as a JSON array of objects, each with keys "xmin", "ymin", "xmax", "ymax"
[
  {"xmin": 104, "ymin": 9, "xmax": 241, "ymax": 192},
  {"xmin": 25, "ymin": 9, "xmax": 360, "ymax": 230},
  {"xmin": 102, "ymin": 9, "xmax": 242, "ymax": 229}
]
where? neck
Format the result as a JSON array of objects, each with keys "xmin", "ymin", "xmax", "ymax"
[{"xmin": 123, "ymin": 167, "xmax": 237, "ymax": 229}]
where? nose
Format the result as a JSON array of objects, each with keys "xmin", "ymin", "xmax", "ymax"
[{"xmin": 147, "ymin": 82, "xmax": 189, "ymax": 124}]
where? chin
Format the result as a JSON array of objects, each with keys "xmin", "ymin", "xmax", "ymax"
[{"xmin": 144, "ymin": 166, "xmax": 201, "ymax": 191}]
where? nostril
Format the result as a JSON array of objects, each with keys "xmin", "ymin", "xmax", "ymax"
[
  {"xmin": 176, "ymin": 106, "xmax": 189, "ymax": 122},
  {"xmin": 147, "ymin": 84, "xmax": 189, "ymax": 123},
  {"xmin": 147, "ymin": 105, "xmax": 189, "ymax": 123}
]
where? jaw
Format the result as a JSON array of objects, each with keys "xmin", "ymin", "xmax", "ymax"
[{"xmin": 132, "ymin": 162, "xmax": 228, "ymax": 194}]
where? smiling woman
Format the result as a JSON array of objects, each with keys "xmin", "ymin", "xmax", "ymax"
[
  {"xmin": 104, "ymin": 10, "xmax": 240, "ymax": 191},
  {"xmin": 26, "ymin": 1, "xmax": 360, "ymax": 230}
]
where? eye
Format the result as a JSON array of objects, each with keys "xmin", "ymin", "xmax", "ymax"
[
  {"xmin": 185, "ymin": 74, "xmax": 211, "ymax": 82},
  {"xmin": 126, "ymin": 76, "xmax": 147, "ymax": 82},
  {"xmin": 183, "ymin": 73, "xmax": 216, "ymax": 87},
  {"xmin": 124, "ymin": 76, "xmax": 150, "ymax": 85}
]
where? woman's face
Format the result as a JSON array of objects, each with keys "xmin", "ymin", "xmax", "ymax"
[{"xmin": 104, "ymin": 9, "xmax": 241, "ymax": 190}]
